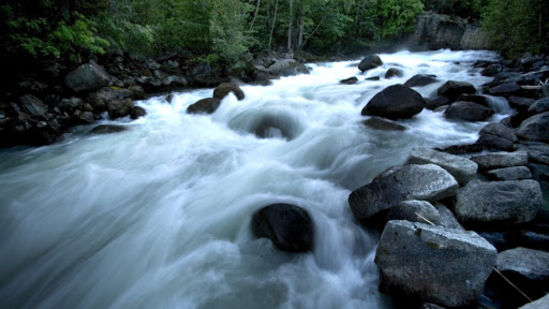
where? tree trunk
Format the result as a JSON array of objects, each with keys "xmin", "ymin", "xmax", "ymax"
[
  {"xmin": 287, "ymin": 0, "xmax": 294, "ymax": 56},
  {"xmin": 249, "ymin": 0, "xmax": 261, "ymax": 31},
  {"xmin": 268, "ymin": 0, "xmax": 279, "ymax": 49},
  {"xmin": 297, "ymin": 14, "xmax": 304, "ymax": 50}
]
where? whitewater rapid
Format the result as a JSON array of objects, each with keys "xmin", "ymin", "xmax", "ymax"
[{"xmin": 0, "ymin": 50, "xmax": 504, "ymax": 308}]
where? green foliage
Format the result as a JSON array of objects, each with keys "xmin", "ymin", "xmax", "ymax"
[
  {"xmin": 376, "ymin": 0, "xmax": 424, "ymax": 38},
  {"xmin": 422, "ymin": 0, "xmax": 487, "ymax": 19}
]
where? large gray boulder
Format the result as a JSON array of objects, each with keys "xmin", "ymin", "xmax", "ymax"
[
  {"xmin": 477, "ymin": 122, "xmax": 518, "ymax": 151},
  {"xmin": 444, "ymin": 101, "xmax": 494, "ymax": 122},
  {"xmin": 528, "ymin": 97, "xmax": 549, "ymax": 114},
  {"xmin": 375, "ymin": 220, "xmax": 497, "ymax": 307},
  {"xmin": 519, "ymin": 142, "xmax": 549, "ymax": 165},
  {"xmin": 486, "ymin": 166, "xmax": 532, "ymax": 181},
  {"xmin": 265, "ymin": 59, "xmax": 309, "ymax": 77},
  {"xmin": 385, "ymin": 200, "xmax": 441, "ymax": 226},
  {"xmin": 406, "ymin": 147, "xmax": 478, "ymax": 184},
  {"xmin": 358, "ymin": 55, "xmax": 383, "ymax": 72},
  {"xmin": 454, "ymin": 180, "xmax": 542, "ymax": 225},
  {"xmin": 64, "ymin": 60, "xmax": 110, "ymax": 93},
  {"xmin": 361, "ymin": 84, "xmax": 425, "ymax": 120},
  {"xmin": 517, "ymin": 112, "xmax": 549, "ymax": 143},
  {"xmin": 471, "ymin": 151, "xmax": 529, "ymax": 170},
  {"xmin": 348, "ymin": 164, "xmax": 458, "ymax": 221}
]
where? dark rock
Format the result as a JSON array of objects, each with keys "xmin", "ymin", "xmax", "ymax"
[
  {"xmin": 248, "ymin": 113, "xmax": 301, "ymax": 140},
  {"xmin": 478, "ymin": 231, "xmax": 510, "ymax": 252},
  {"xmin": 454, "ymin": 180, "xmax": 542, "ymax": 225},
  {"xmin": 437, "ymin": 81, "xmax": 476, "ymax": 101},
  {"xmin": 128, "ymin": 85, "xmax": 146, "ymax": 100},
  {"xmin": 358, "ymin": 55, "xmax": 383, "ymax": 72},
  {"xmin": 528, "ymin": 97, "xmax": 549, "ymax": 114},
  {"xmin": 89, "ymin": 87, "xmax": 133, "ymax": 112},
  {"xmin": 482, "ymin": 64, "xmax": 504, "ymax": 76},
  {"xmin": 385, "ymin": 200, "xmax": 441, "ymax": 226},
  {"xmin": 457, "ymin": 94, "xmax": 489, "ymax": 107},
  {"xmin": 375, "ymin": 220, "xmax": 497, "ymax": 308},
  {"xmin": 519, "ymin": 142, "xmax": 549, "ymax": 165},
  {"xmin": 406, "ymin": 147, "xmax": 478, "ymax": 184},
  {"xmin": 251, "ymin": 203, "xmax": 314, "ymax": 252},
  {"xmin": 166, "ymin": 93, "xmax": 174, "ymax": 104},
  {"xmin": 471, "ymin": 151, "xmax": 529, "ymax": 170},
  {"xmin": 365, "ymin": 76, "xmax": 381, "ymax": 81},
  {"xmin": 340, "ymin": 77, "xmax": 358, "ymax": 85},
  {"xmin": 162, "ymin": 75, "xmax": 187, "ymax": 87},
  {"xmin": 74, "ymin": 111, "xmax": 94, "ymax": 124},
  {"xmin": 420, "ymin": 303, "xmax": 445, "ymax": 309},
  {"xmin": 437, "ymin": 143, "xmax": 483, "ymax": 155},
  {"xmin": 213, "ymin": 82, "xmax": 245, "ymax": 101},
  {"xmin": 265, "ymin": 59, "xmax": 309, "ymax": 77},
  {"xmin": 509, "ymin": 96, "xmax": 535, "ymax": 113},
  {"xmin": 477, "ymin": 122, "xmax": 518, "ymax": 151},
  {"xmin": 19, "ymin": 95, "xmax": 48, "ymax": 117},
  {"xmin": 361, "ymin": 84, "xmax": 425, "ymax": 120},
  {"xmin": 508, "ymin": 229, "xmax": 549, "ymax": 252},
  {"xmin": 131, "ymin": 106, "xmax": 147, "ymax": 120},
  {"xmin": 486, "ymin": 166, "xmax": 532, "ymax": 181},
  {"xmin": 517, "ymin": 112, "xmax": 549, "ymax": 142},
  {"xmin": 90, "ymin": 125, "xmax": 127, "ymax": 134},
  {"xmin": 107, "ymin": 99, "xmax": 133, "ymax": 120},
  {"xmin": 444, "ymin": 101, "xmax": 494, "ymax": 122},
  {"xmin": 404, "ymin": 74, "xmax": 438, "ymax": 87},
  {"xmin": 385, "ymin": 68, "xmax": 403, "ymax": 79},
  {"xmin": 487, "ymin": 82, "xmax": 522, "ymax": 97},
  {"xmin": 64, "ymin": 60, "xmax": 110, "ymax": 93},
  {"xmin": 425, "ymin": 96, "xmax": 450, "ymax": 110},
  {"xmin": 348, "ymin": 164, "xmax": 458, "ymax": 221},
  {"xmin": 186, "ymin": 98, "xmax": 221, "ymax": 114},
  {"xmin": 362, "ymin": 117, "xmax": 406, "ymax": 131},
  {"xmin": 59, "ymin": 97, "xmax": 84, "ymax": 113}
]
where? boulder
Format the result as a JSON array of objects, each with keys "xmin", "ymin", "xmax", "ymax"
[
  {"xmin": 59, "ymin": 97, "xmax": 84, "ymax": 113},
  {"xmin": 437, "ymin": 81, "xmax": 476, "ymax": 101},
  {"xmin": 436, "ymin": 204, "xmax": 464, "ymax": 230},
  {"xmin": 519, "ymin": 142, "xmax": 549, "ymax": 165},
  {"xmin": 64, "ymin": 60, "xmax": 110, "ymax": 93},
  {"xmin": 471, "ymin": 151, "xmax": 529, "ymax": 170},
  {"xmin": 406, "ymin": 147, "xmax": 478, "ymax": 184},
  {"xmin": 73, "ymin": 111, "xmax": 94, "ymax": 125},
  {"xmin": 437, "ymin": 143, "xmax": 484, "ymax": 155},
  {"xmin": 375, "ymin": 220, "xmax": 497, "ymax": 307},
  {"xmin": 486, "ymin": 166, "xmax": 532, "ymax": 181},
  {"xmin": 509, "ymin": 96, "xmax": 535, "ymax": 113},
  {"xmin": 481, "ymin": 63, "xmax": 503, "ymax": 76},
  {"xmin": 517, "ymin": 112, "xmax": 549, "ymax": 142},
  {"xmin": 348, "ymin": 164, "xmax": 458, "ymax": 221},
  {"xmin": 358, "ymin": 55, "xmax": 383, "ymax": 72},
  {"xmin": 265, "ymin": 59, "xmax": 309, "ymax": 77},
  {"xmin": 19, "ymin": 95, "xmax": 48, "ymax": 117},
  {"xmin": 404, "ymin": 74, "xmax": 438, "ymax": 87},
  {"xmin": 131, "ymin": 106, "xmax": 147, "ymax": 120},
  {"xmin": 107, "ymin": 99, "xmax": 133, "ymax": 120},
  {"xmin": 528, "ymin": 97, "xmax": 549, "ymax": 114},
  {"xmin": 454, "ymin": 180, "xmax": 542, "ymax": 225},
  {"xmin": 476, "ymin": 122, "xmax": 518, "ymax": 151},
  {"xmin": 385, "ymin": 200, "xmax": 441, "ymax": 226},
  {"xmin": 444, "ymin": 101, "xmax": 494, "ymax": 122},
  {"xmin": 213, "ymin": 82, "xmax": 245, "ymax": 101},
  {"xmin": 361, "ymin": 84, "xmax": 425, "ymax": 120},
  {"xmin": 456, "ymin": 94, "xmax": 489, "ymax": 107},
  {"xmin": 362, "ymin": 117, "xmax": 406, "ymax": 131},
  {"xmin": 487, "ymin": 82, "xmax": 522, "ymax": 97},
  {"xmin": 519, "ymin": 294, "xmax": 549, "ymax": 309},
  {"xmin": 186, "ymin": 98, "xmax": 221, "ymax": 114},
  {"xmin": 385, "ymin": 68, "xmax": 403, "ymax": 79},
  {"xmin": 90, "ymin": 125, "xmax": 127, "ymax": 134},
  {"xmin": 340, "ymin": 76, "xmax": 358, "ymax": 85},
  {"xmin": 251, "ymin": 203, "xmax": 314, "ymax": 252},
  {"xmin": 425, "ymin": 96, "xmax": 450, "ymax": 110}
]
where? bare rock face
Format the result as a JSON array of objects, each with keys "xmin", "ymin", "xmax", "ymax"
[{"xmin": 375, "ymin": 220, "xmax": 497, "ymax": 307}]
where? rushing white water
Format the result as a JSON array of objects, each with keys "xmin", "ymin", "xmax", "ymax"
[{"xmin": 0, "ymin": 50, "xmax": 504, "ymax": 309}]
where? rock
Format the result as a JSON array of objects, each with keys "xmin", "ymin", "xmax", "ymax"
[
  {"xmin": 89, "ymin": 87, "xmax": 133, "ymax": 111},
  {"xmin": 365, "ymin": 76, "xmax": 381, "ymax": 81},
  {"xmin": 509, "ymin": 96, "xmax": 535, "ymax": 113},
  {"xmin": 436, "ymin": 204, "xmax": 464, "ymax": 230},
  {"xmin": 348, "ymin": 164, "xmax": 458, "ymax": 221},
  {"xmin": 340, "ymin": 76, "xmax": 358, "ymax": 85},
  {"xmin": 481, "ymin": 63, "xmax": 504, "ymax": 76},
  {"xmin": 59, "ymin": 97, "xmax": 84, "ymax": 113},
  {"xmin": 358, "ymin": 55, "xmax": 383, "ymax": 72},
  {"xmin": 519, "ymin": 142, "xmax": 549, "ymax": 165},
  {"xmin": 385, "ymin": 68, "xmax": 403, "ymax": 79},
  {"xmin": 404, "ymin": 74, "xmax": 438, "ymax": 87},
  {"xmin": 362, "ymin": 117, "xmax": 406, "ymax": 131},
  {"xmin": 19, "ymin": 95, "xmax": 48, "ymax": 117},
  {"xmin": 517, "ymin": 112, "xmax": 549, "ymax": 142},
  {"xmin": 90, "ymin": 125, "xmax": 127, "ymax": 134},
  {"xmin": 375, "ymin": 220, "xmax": 497, "ymax": 307},
  {"xmin": 528, "ymin": 97, "xmax": 549, "ymax": 114},
  {"xmin": 477, "ymin": 122, "xmax": 518, "ymax": 151},
  {"xmin": 486, "ymin": 166, "xmax": 532, "ymax": 180},
  {"xmin": 420, "ymin": 303, "xmax": 445, "ymax": 309},
  {"xmin": 508, "ymin": 229, "xmax": 549, "ymax": 251},
  {"xmin": 425, "ymin": 96, "xmax": 450, "ymax": 110},
  {"xmin": 385, "ymin": 200, "xmax": 441, "ymax": 226},
  {"xmin": 471, "ymin": 151, "xmax": 529, "ymax": 170},
  {"xmin": 128, "ymin": 85, "xmax": 146, "ymax": 100},
  {"xmin": 406, "ymin": 147, "xmax": 478, "ymax": 184},
  {"xmin": 107, "ymin": 99, "xmax": 133, "ymax": 120},
  {"xmin": 186, "ymin": 98, "xmax": 221, "ymax": 114},
  {"xmin": 361, "ymin": 84, "xmax": 425, "ymax": 120},
  {"xmin": 454, "ymin": 180, "xmax": 542, "ymax": 225},
  {"xmin": 437, "ymin": 81, "xmax": 476, "ymax": 101},
  {"xmin": 251, "ymin": 203, "xmax": 314, "ymax": 252},
  {"xmin": 487, "ymin": 82, "xmax": 522, "ymax": 96},
  {"xmin": 457, "ymin": 94, "xmax": 489, "ymax": 107},
  {"xmin": 266, "ymin": 59, "xmax": 309, "ymax": 77},
  {"xmin": 444, "ymin": 101, "xmax": 494, "ymax": 122},
  {"xmin": 519, "ymin": 294, "xmax": 549, "ymax": 309},
  {"xmin": 162, "ymin": 75, "xmax": 187, "ymax": 87},
  {"xmin": 213, "ymin": 82, "xmax": 245, "ymax": 101},
  {"xmin": 74, "ymin": 111, "xmax": 94, "ymax": 124},
  {"xmin": 64, "ymin": 60, "xmax": 110, "ymax": 93},
  {"xmin": 131, "ymin": 106, "xmax": 147, "ymax": 120}
]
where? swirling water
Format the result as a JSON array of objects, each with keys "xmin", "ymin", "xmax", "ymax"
[{"xmin": 0, "ymin": 50, "xmax": 504, "ymax": 308}]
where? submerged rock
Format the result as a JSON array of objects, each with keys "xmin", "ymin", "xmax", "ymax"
[
  {"xmin": 406, "ymin": 147, "xmax": 478, "ymax": 184},
  {"xmin": 358, "ymin": 55, "xmax": 383, "ymax": 72},
  {"xmin": 340, "ymin": 76, "xmax": 358, "ymax": 84},
  {"xmin": 362, "ymin": 117, "xmax": 406, "ymax": 131},
  {"xmin": 213, "ymin": 82, "xmax": 245, "ymax": 101},
  {"xmin": 404, "ymin": 74, "xmax": 438, "ymax": 87},
  {"xmin": 437, "ymin": 80, "xmax": 476, "ymax": 101},
  {"xmin": 90, "ymin": 125, "xmax": 127, "ymax": 134},
  {"xmin": 385, "ymin": 68, "xmax": 403, "ymax": 79},
  {"xmin": 361, "ymin": 84, "xmax": 425, "ymax": 120},
  {"xmin": 186, "ymin": 98, "xmax": 221, "ymax": 114}
]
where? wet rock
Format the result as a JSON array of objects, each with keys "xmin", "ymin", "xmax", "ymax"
[
  {"xmin": 65, "ymin": 60, "xmax": 110, "ymax": 93},
  {"xmin": 89, "ymin": 87, "xmax": 133, "ymax": 111},
  {"xmin": 528, "ymin": 97, "xmax": 549, "ymax": 114},
  {"xmin": 517, "ymin": 112, "xmax": 549, "ymax": 142},
  {"xmin": 519, "ymin": 294, "xmax": 549, "ymax": 309},
  {"xmin": 59, "ymin": 97, "xmax": 84, "ymax": 113},
  {"xmin": 186, "ymin": 98, "xmax": 221, "ymax": 114},
  {"xmin": 365, "ymin": 76, "xmax": 381, "ymax": 81},
  {"xmin": 251, "ymin": 113, "xmax": 300, "ymax": 140},
  {"xmin": 385, "ymin": 68, "xmax": 403, "ymax": 79},
  {"xmin": 404, "ymin": 74, "xmax": 438, "ymax": 87},
  {"xmin": 265, "ymin": 59, "xmax": 309, "ymax": 77},
  {"xmin": 519, "ymin": 142, "xmax": 549, "ymax": 165},
  {"xmin": 477, "ymin": 122, "xmax": 518, "ymax": 151},
  {"xmin": 90, "ymin": 125, "xmax": 127, "ymax": 134},
  {"xmin": 487, "ymin": 82, "xmax": 522, "ymax": 97},
  {"xmin": 362, "ymin": 117, "xmax": 406, "ymax": 131},
  {"xmin": 486, "ymin": 166, "xmax": 532, "ymax": 181},
  {"xmin": 340, "ymin": 76, "xmax": 358, "ymax": 85},
  {"xmin": 128, "ymin": 85, "xmax": 146, "ymax": 100},
  {"xmin": 19, "ymin": 95, "xmax": 48, "ymax": 117},
  {"xmin": 406, "ymin": 147, "xmax": 478, "ymax": 184},
  {"xmin": 455, "ymin": 180, "xmax": 542, "ymax": 225},
  {"xmin": 348, "ymin": 164, "xmax": 458, "ymax": 221},
  {"xmin": 457, "ymin": 94, "xmax": 489, "ymax": 107},
  {"xmin": 213, "ymin": 82, "xmax": 245, "ymax": 101},
  {"xmin": 73, "ymin": 111, "xmax": 94, "ymax": 124},
  {"xmin": 251, "ymin": 203, "xmax": 314, "ymax": 252},
  {"xmin": 131, "ymin": 106, "xmax": 147, "ymax": 120},
  {"xmin": 444, "ymin": 101, "xmax": 494, "ymax": 122},
  {"xmin": 471, "ymin": 151, "xmax": 529, "ymax": 170},
  {"xmin": 375, "ymin": 220, "xmax": 497, "ymax": 308},
  {"xmin": 425, "ymin": 96, "xmax": 450, "ymax": 110},
  {"xmin": 508, "ymin": 229, "xmax": 549, "ymax": 252},
  {"xmin": 107, "ymin": 99, "xmax": 133, "ymax": 120},
  {"xmin": 358, "ymin": 55, "xmax": 383, "ymax": 72},
  {"xmin": 509, "ymin": 96, "xmax": 535, "ymax": 113},
  {"xmin": 437, "ymin": 81, "xmax": 476, "ymax": 101},
  {"xmin": 162, "ymin": 75, "xmax": 187, "ymax": 87},
  {"xmin": 481, "ymin": 63, "xmax": 504, "ymax": 76},
  {"xmin": 361, "ymin": 84, "xmax": 425, "ymax": 120},
  {"xmin": 385, "ymin": 200, "xmax": 441, "ymax": 226}
]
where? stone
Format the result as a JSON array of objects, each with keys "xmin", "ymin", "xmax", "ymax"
[
  {"xmin": 481, "ymin": 63, "xmax": 503, "ymax": 76},
  {"xmin": 444, "ymin": 101, "xmax": 494, "ymax": 122},
  {"xmin": 385, "ymin": 200, "xmax": 441, "ymax": 226},
  {"xmin": 519, "ymin": 142, "xmax": 549, "ymax": 165},
  {"xmin": 90, "ymin": 125, "xmax": 127, "ymax": 134},
  {"xmin": 266, "ymin": 59, "xmax": 309, "ymax": 77},
  {"xmin": 487, "ymin": 82, "xmax": 522, "ymax": 96},
  {"xmin": 509, "ymin": 96, "xmax": 535, "ymax": 113},
  {"xmin": 362, "ymin": 117, "xmax": 406, "ymax": 131},
  {"xmin": 251, "ymin": 203, "xmax": 314, "ymax": 252},
  {"xmin": 457, "ymin": 94, "xmax": 489, "ymax": 107},
  {"xmin": 340, "ymin": 76, "xmax": 358, "ymax": 84},
  {"xmin": 471, "ymin": 151, "xmax": 529, "ymax": 170},
  {"xmin": 348, "ymin": 164, "xmax": 458, "ymax": 221},
  {"xmin": 186, "ymin": 98, "xmax": 221, "ymax": 114},
  {"xmin": 436, "ymin": 204, "xmax": 464, "ymax": 230},
  {"xmin": 358, "ymin": 55, "xmax": 383, "ymax": 72},
  {"xmin": 64, "ymin": 60, "xmax": 110, "ymax": 93},
  {"xmin": 519, "ymin": 294, "xmax": 549, "ymax": 309},
  {"xmin": 404, "ymin": 74, "xmax": 438, "ymax": 87},
  {"xmin": 213, "ymin": 82, "xmax": 245, "ymax": 101},
  {"xmin": 437, "ymin": 81, "xmax": 476, "ymax": 101},
  {"xmin": 425, "ymin": 96, "xmax": 450, "ymax": 110},
  {"xmin": 517, "ymin": 112, "xmax": 549, "ymax": 142},
  {"xmin": 477, "ymin": 122, "xmax": 518, "ymax": 151},
  {"xmin": 486, "ymin": 166, "xmax": 532, "ymax": 180},
  {"xmin": 454, "ymin": 180, "xmax": 542, "ymax": 225},
  {"xmin": 361, "ymin": 84, "xmax": 425, "ymax": 120},
  {"xmin": 385, "ymin": 68, "xmax": 403, "ymax": 79},
  {"xmin": 107, "ymin": 99, "xmax": 133, "ymax": 120},
  {"xmin": 131, "ymin": 106, "xmax": 147, "ymax": 120},
  {"xmin": 75, "ymin": 111, "xmax": 94, "ymax": 124},
  {"xmin": 365, "ymin": 76, "xmax": 381, "ymax": 81},
  {"xmin": 375, "ymin": 220, "xmax": 497, "ymax": 308},
  {"xmin": 162, "ymin": 75, "xmax": 187, "ymax": 87},
  {"xmin": 18, "ymin": 95, "xmax": 48, "ymax": 117},
  {"xmin": 528, "ymin": 97, "xmax": 549, "ymax": 114},
  {"xmin": 406, "ymin": 147, "xmax": 478, "ymax": 184}
]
